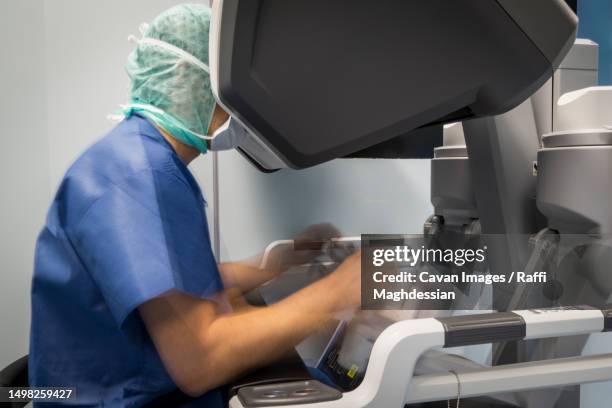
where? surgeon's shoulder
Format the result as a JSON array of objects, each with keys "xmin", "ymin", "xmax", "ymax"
[
  {"xmin": 69, "ymin": 118, "xmax": 178, "ymax": 179},
  {"xmin": 55, "ymin": 121, "xmax": 184, "ymax": 223}
]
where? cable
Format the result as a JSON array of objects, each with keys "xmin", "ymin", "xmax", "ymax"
[
  {"xmin": 447, "ymin": 370, "xmax": 461, "ymax": 408},
  {"xmin": 212, "ymin": 151, "xmax": 220, "ymax": 257}
]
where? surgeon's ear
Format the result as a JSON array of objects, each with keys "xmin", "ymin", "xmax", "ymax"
[{"xmin": 208, "ymin": 104, "xmax": 230, "ymax": 135}]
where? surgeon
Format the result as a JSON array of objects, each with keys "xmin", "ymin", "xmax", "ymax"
[{"xmin": 29, "ymin": 4, "xmax": 361, "ymax": 407}]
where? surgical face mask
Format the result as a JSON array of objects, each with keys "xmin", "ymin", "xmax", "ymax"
[{"xmin": 209, "ymin": 118, "xmax": 251, "ymax": 151}]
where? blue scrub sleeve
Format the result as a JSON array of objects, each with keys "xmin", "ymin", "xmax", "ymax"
[{"xmin": 70, "ymin": 168, "xmax": 223, "ymax": 327}]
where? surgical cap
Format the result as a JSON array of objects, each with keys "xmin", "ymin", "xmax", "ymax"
[{"xmin": 125, "ymin": 4, "xmax": 215, "ymax": 145}]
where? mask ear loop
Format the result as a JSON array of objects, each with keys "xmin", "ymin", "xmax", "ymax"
[
  {"xmin": 127, "ymin": 21, "xmax": 149, "ymax": 44},
  {"xmin": 139, "ymin": 22, "xmax": 149, "ymax": 35},
  {"xmin": 448, "ymin": 370, "xmax": 461, "ymax": 408}
]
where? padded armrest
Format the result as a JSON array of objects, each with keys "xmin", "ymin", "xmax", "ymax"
[{"xmin": 229, "ymin": 350, "xmax": 312, "ymax": 397}]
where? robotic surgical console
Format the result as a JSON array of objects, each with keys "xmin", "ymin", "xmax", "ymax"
[{"xmin": 209, "ymin": 1, "xmax": 612, "ymax": 407}]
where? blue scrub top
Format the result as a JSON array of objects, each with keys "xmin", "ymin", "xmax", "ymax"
[{"xmin": 30, "ymin": 115, "xmax": 226, "ymax": 407}]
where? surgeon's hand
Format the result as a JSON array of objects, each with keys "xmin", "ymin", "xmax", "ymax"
[
  {"xmin": 219, "ymin": 223, "xmax": 342, "ymax": 295},
  {"xmin": 327, "ymin": 250, "xmax": 362, "ymax": 309},
  {"xmin": 258, "ymin": 223, "xmax": 342, "ymax": 278},
  {"xmin": 289, "ymin": 223, "xmax": 342, "ymax": 266}
]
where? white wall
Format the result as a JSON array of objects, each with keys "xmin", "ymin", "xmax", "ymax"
[
  {"xmin": 0, "ymin": 0, "xmax": 49, "ymax": 369},
  {"xmin": 217, "ymin": 151, "xmax": 433, "ymax": 261}
]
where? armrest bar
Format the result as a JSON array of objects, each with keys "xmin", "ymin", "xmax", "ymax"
[
  {"xmin": 406, "ymin": 353, "xmax": 612, "ymax": 404},
  {"xmin": 437, "ymin": 306, "xmax": 609, "ymax": 347}
]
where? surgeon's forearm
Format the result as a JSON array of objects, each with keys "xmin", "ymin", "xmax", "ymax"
[
  {"xmin": 201, "ymin": 273, "xmax": 345, "ymax": 388},
  {"xmin": 147, "ymin": 272, "xmax": 346, "ymax": 396},
  {"xmin": 141, "ymin": 252, "xmax": 360, "ymax": 397}
]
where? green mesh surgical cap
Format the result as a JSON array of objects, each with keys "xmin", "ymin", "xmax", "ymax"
[{"xmin": 125, "ymin": 4, "xmax": 215, "ymax": 151}]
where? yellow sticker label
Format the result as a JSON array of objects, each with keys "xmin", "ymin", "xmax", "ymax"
[{"xmin": 347, "ymin": 364, "xmax": 359, "ymax": 379}]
